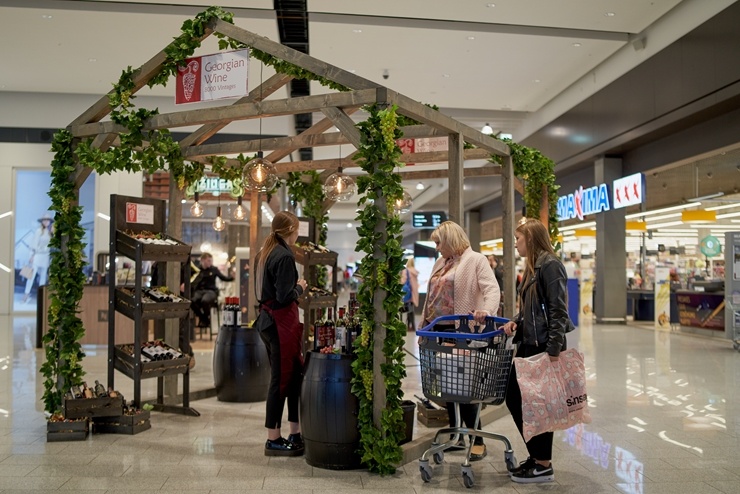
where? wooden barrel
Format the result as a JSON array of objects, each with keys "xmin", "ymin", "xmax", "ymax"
[
  {"xmin": 300, "ymin": 351, "xmax": 362, "ymax": 470},
  {"xmin": 213, "ymin": 326, "xmax": 270, "ymax": 402}
]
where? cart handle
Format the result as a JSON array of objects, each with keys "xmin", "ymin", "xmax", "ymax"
[{"xmin": 416, "ymin": 314, "xmax": 509, "ymax": 340}]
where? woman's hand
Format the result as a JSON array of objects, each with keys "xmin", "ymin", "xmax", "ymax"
[
  {"xmin": 549, "ymin": 355, "xmax": 559, "ymax": 362},
  {"xmin": 296, "ymin": 278, "xmax": 307, "ymax": 291},
  {"xmin": 501, "ymin": 320, "xmax": 517, "ymax": 336},
  {"xmin": 470, "ymin": 310, "xmax": 489, "ymax": 326}
]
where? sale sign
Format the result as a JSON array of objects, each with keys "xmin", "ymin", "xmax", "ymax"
[{"xmin": 176, "ymin": 49, "xmax": 249, "ymax": 104}]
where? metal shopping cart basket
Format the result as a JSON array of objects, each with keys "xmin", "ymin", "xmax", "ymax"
[{"xmin": 417, "ymin": 315, "xmax": 517, "ymax": 488}]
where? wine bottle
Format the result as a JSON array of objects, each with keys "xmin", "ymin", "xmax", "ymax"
[
  {"xmin": 335, "ymin": 306, "xmax": 347, "ymax": 353},
  {"xmin": 223, "ymin": 297, "xmax": 234, "ymax": 327},
  {"xmin": 316, "ymin": 309, "xmax": 327, "ymax": 348},
  {"xmin": 94, "ymin": 380, "xmax": 107, "ymax": 397},
  {"xmin": 235, "ymin": 297, "xmax": 243, "ymax": 326},
  {"xmin": 326, "ymin": 307, "xmax": 335, "ymax": 348}
]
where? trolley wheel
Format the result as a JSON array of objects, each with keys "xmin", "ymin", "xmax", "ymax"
[
  {"xmin": 433, "ymin": 451, "xmax": 444, "ymax": 464},
  {"xmin": 461, "ymin": 466, "xmax": 475, "ymax": 488},
  {"xmin": 504, "ymin": 450, "xmax": 518, "ymax": 472},
  {"xmin": 419, "ymin": 460, "xmax": 433, "ymax": 483}
]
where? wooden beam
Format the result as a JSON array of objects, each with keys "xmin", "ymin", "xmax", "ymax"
[
  {"xmin": 320, "ymin": 107, "xmax": 362, "ymax": 148},
  {"xmin": 501, "ymin": 155, "xmax": 516, "ymax": 318},
  {"xmin": 397, "ymin": 166, "xmax": 501, "ymax": 181},
  {"xmin": 70, "ymin": 89, "xmax": 379, "ymax": 138},
  {"xmin": 400, "ymin": 147, "xmax": 490, "ymax": 164},
  {"xmin": 448, "ymin": 133, "xmax": 464, "ymax": 224},
  {"xmin": 179, "ymin": 72, "xmax": 293, "ymax": 148},
  {"xmin": 183, "ymin": 127, "xmax": 351, "ymax": 159},
  {"xmin": 514, "ymin": 178, "xmax": 525, "ymax": 196},
  {"xmin": 386, "ymin": 90, "xmax": 509, "ymax": 157},
  {"xmin": 320, "ymin": 198, "xmax": 336, "ymax": 216},
  {"xmin": 213, "ymin": 19, "xmax": 381, "ymax": 91},
  {"xmin": 70, "ymin": 21, "xmax": 216, "ymax": 127}
]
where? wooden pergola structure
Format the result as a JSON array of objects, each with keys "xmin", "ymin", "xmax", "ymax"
[{"xmin": 64, "ymin": 17, "xmax": 517, "ymax": 415}]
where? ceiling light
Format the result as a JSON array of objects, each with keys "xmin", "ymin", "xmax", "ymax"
[
  {"xmin": 416, "ymin": 182, "xmax": 425, "ymax": 190},
  {"xmin": 394, "ymin": 190, "xmax": 413, "ymax": 214},
  {"xmin": 233, "ymin": 196, "xmax": 246, "ymax": 220},
  {"xmin": 212, "ymin": 207, "xmax": 226, "ymax": 231},
  {"xmin": 533, "ymin": 79, "xmax": 541, "ymax": 83},
  {"xmin": 180, "ymin": 199, "xmax": 187, "ymax": 204},
  {"xmin": 625, "ymin": 202, "xmax": 701, "ymax": 219},
  {"xmin": 572, "ymin": 43, "xmax": 582, "ymax": 47},
  {"xmin": 687, "ymin": 192, "xmax": 724, "ymax": 201},
  {"xmin": 706, "ymin": 203, "xmax": 740, "ymax": 211},
  {"xmin": 0, "ymin": 211, "xmax": 13, "ymax": 220},
  {"xmin": 88, "ymin": 58, "xmax": 97, "ymax": 63},
  {"xmin": 243, "ymin": 152, "xmax": 278, "ymax": 191},
  {"xmin": 352, "ymin": 29, "xmax": 362, "ymax": 33},
  {"xmin": 605, "ymin": 12, "xmax": 616, "ymax": 17},
  {"xmin": 481, "ymin": 123, "xmax": 494, "ymax": 135},
  {"xmin": 324, "ymin": 167, "xmax": 357, "ymax": 202},
  {"xmin": 346, "ymin": 223, "xmax": 353, "ymax": 229},
  {"xmin": 486, "ymin": 3, "xmax": 496, "ymax": 7},
  {"xmin": 717, "ymin": 211, "xmax": 740, "ymax": 219},
  {"xmin": 467, "ymin": 36, "xmax": 476, "ymax": 41},
  {"xmin": 97, "ymin": 213, "xmax": 110, "ymax": 221},
  {"xmin": 190, "ymin": 192, "xmax": 204, "ymax": 217},
  {"xmin": 442, "ymin": 74, "xmax": 450, "ymax": 78},
  {"xmin": 648, "ymin": 221, "xmax": 684, "ymax": 229},
  {"xmin": 41, "ymin": 14, "xmax": 53, "ymax": 19}
]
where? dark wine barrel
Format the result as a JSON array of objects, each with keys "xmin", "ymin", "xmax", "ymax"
[
  {"xmin": 213, "ymin": 326, "xmax": 270, "ymax": 402},
  {"xmin": 300, "ymin": 351, "xmax": 361, "ymax": 470}
]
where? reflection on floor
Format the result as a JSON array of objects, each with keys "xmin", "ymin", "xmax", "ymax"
[{"xmin": 1, "ymin": 315, "xmax": 739, "ymax": 493}]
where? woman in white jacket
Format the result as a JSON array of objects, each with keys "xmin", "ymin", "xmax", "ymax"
[
  {"xmin": 420, "ymin": 221, "xmax": 500, "ymax": 461},
  {"xmin": 22, "ymin": 213, "xmax": 53, "ymax": 303}
]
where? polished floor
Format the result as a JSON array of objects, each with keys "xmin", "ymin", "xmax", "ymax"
[{"xmin": 1, "ymin": 314, "xmax": 739, "ymax": 493}]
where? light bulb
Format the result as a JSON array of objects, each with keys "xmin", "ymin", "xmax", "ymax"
[
  {"xmin": 190, "ymin": 192, "xmax": 204, "ymax": 217},
  {"xmin": 394, "ymin": 190, "xmax": 413, "ymax": 214},
  {"xmin": 243, "ymin": 152, "xmax": 278, "ymax": 191},
  {"xmin": 233, "ymin": 197, "xmax": 246, "ymax": 220},
  {"xmin": 213, "ymin": 206, "xmax": 226, "ymax": 231},
  {"xmin": 323, "ymin": 167, "xmax": 356, "ymax": 202}
]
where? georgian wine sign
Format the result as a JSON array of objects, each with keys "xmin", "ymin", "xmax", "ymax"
[{"xmin": 176, "ymin": 49, "xmax": 250, "ymax": 104}]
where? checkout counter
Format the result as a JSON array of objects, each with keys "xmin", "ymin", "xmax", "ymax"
[{"xmin": 627, "ymin": 281, "xmax": 725, "ymax": 331}]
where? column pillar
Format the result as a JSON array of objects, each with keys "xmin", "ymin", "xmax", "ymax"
[
  {"xmin": 464, "ymin": 210, "xmax": 481, "ymax": 252},
  {"xmin": 594, "ymin": 157, "xmax": 627, "ymax": 323}
]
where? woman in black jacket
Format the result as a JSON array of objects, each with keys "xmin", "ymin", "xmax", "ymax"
[
  {"xmin": 502, "ymin": 219, "xmax": 571, "ymax": 484},
  {"xmin": 254, "ymin": 211, "xmax": 307, "ymax": 456}
]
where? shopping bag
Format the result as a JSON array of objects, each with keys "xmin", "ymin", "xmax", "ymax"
[
  {"xmin": 514, "ymin": 348, "xmax": 591, "ymax": 440},
  {"xmin": 20, "ymin": 265, "xmax": 34, "ymax": 279}
]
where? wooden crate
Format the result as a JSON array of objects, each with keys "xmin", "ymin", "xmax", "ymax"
[
  {"xmin": 292, "ymin": 246, "xmax": 338, "ymax": 265},
  {"xmin": 47, "ymin": 419, "xmax": 89, "ymax": 442},
  {"xmin": 92, "ymin": 410, "xmax": 151, "ymax": 435},
  {"xmin": 114, "ymin": 344, "xmax": 190, "ymax": 380},
  {"xmin": 115, "ymin": 231, "xmax": 191, "ymax": 261},
  {"xmin": 63, "ymin": 395, "xmax": 123, "ymax": 420},
  {"xmin": 416, "ymin": 402, "xmax": 449, "ymax": 428},
  {"xmin": 115, "ymin": 288, "xmax": 191, "ymax": 320}
]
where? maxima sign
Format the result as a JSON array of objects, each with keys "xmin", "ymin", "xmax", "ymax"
[{"xmin": 557, "ymin": 173, "xmax": 644, "ymax": 221}]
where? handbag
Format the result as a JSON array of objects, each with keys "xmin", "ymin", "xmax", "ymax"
[
  {"xmin": 20, "ymin": 265, "xmax": 34, "ymax": 280},
  {"xmin": 514, "ymin": 348, "xmax": 591, "ymax": 440}
]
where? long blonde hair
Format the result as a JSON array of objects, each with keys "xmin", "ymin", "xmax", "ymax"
[
  {"xmin": 516, "ymin": 218, "xmax": 555, "ymax": 290},
  {"xmin": 255, "ymin": 211, "xmax": 299, "ymax": 301}
]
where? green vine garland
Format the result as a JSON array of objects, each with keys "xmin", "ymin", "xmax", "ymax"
[
  {"xmin": 352, "ymin": 104, "xmax": 407, "ymax": 474},
  {"xmin": 284, "ymin": 171, "xmax": 329, "ymax": 287},
  {"xmin": 490, "ymin": 139, "xmax": 560, "ymax": 249}
]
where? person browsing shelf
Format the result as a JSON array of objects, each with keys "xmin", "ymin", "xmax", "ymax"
[{"xmin": 189, "ymin": 252, "xmax": 233, "ymax": 329}]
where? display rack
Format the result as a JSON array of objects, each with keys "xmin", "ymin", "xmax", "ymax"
[
  {"xmin": 292, "ymin": 245, "xmax": 338, "ymax": 351},
  {"xmin": 108, "ymin": 194, "xmax": 198, "ymax": 416}
]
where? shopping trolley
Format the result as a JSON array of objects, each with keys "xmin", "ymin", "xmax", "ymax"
[{"xmin": 416, "ymin": 315, "xmax": 516, "ymax": 488}]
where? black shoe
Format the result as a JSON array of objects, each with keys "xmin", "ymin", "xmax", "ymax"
[
  {"xmin": 511, "ymin": 463, "xmax": 554, "ymax": 483},
  {"xmin": 287, "ymin": 433, "xmax": 304, "ymax": 449},
  {"xmin": 508, "ymin": 457, "xmax": 536, "ymax": 477},
  {"xmin": 265, "ymin": 437, "xmax": 304, "ymax": 457}
]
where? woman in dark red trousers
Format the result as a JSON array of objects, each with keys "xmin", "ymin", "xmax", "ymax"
[{"xmin": 254, "ymin": 211, "xmax": 307, "ymax": 456}]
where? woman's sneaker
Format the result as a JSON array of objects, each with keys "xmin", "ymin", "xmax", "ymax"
[
  {"xmin": 511, "ymin": 463, "xmax": 554, "ymax": 483},
  {"xmin": 508, "ymin": 457, "xmax": 536, "ymax": 477}
]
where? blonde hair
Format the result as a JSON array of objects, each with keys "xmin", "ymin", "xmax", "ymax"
[
  {"xmin": 406, "ymin": 257, "xmax": 415, "ymax": 269},
  {"xmin": 516, "ymin": 218, "xmax": 555, "ymax": 293},
  {"xmin": 430, "ymin": 221, "xmax": 470, "ymax": 256},
  {"xmin": 255, "ymin": 211, "xmax": 299, "ymax": 301}
]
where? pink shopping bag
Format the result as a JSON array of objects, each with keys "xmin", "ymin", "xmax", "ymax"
[{"xmin": 514, "ymin": 348, "xmax": 591, "ymax": 441}]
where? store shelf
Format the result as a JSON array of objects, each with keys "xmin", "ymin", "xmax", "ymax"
[
  {"xmin": 292, "ymin": 246, "xmax": 338, "ymax": 266},
  {"xmin": 115, "ymin": 231, "xmax": 191, "ymax": 262},
  {"xmin": 301, "ymin": 293, "xmax": 339, "ymax": 309},
  {"xmin": 114, "ymin": 344, "xmax": 191, "ymax": 380},
  {"xmin": 114, "ymin": 288, "xmax": 191, "ymax": 320}
]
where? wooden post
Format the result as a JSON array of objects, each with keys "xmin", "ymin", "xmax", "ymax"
[
  {"xmin": 501, "ymin": 156, "xmax": 517, "ymax": 318},
  {"xmin": 372, "ymin": 188, "xmax": 388, "ymax": 430},
  {"xmin": 448, "ymin": 133, "xmax": 464, "ymax": 224},
  {"xmin": 164, "ymin": 173, "xmax": 184, "ymax": 404},
  {"xmin": 539, "ymin": 184, "xmax": 549, "ymax": 228},
  {"xmin": 248, "ymin": 190, "xmax": 262, "ymax": 323}
]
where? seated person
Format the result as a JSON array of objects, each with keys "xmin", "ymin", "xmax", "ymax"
[{"xmin": 189, "ymin": 252, "xmax": 234, "ymax": 328}]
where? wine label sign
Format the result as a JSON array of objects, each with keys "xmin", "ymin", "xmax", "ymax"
[
  {"xmin": 125, "ymin": 202, "xmax": 154, "ymax": 225},
  {"xmin": 175, "ymin": 49, "xmax": 250, "ymax": 104}
]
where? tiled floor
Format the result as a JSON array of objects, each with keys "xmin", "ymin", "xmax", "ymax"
[{"xmin": 1, "ymin": 314, "xmax": 739, "ymax": 493}]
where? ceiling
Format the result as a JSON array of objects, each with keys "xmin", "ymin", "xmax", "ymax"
[{"xmin": 1, "ymin": 0, "xmax": 733, "ymax": 233}]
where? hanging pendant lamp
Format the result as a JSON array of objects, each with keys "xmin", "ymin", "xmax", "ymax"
[
  {"xmin": 394, "ymin": 190, "xmax": 413, "ymax": 214},
  {"xmin": 244, "ymin": 151, "xmax": 278, "ymax": 191},
  {"xmin": 233, "ymin": 196, "xmax": 246, "ymax": 220},
  {"xmin": 190, "ymin": 191, "xmax": 204, "ymax": 217},
  {"xmin": 324, "ymin": 167, "xmax": 356, "ymax": 201}
]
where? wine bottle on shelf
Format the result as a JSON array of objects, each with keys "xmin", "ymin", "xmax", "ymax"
[
  {"xmin": 235, "ymin": 298, "xmax": 243, "ymax": 327},
  {"xmin": 326, "ymin": 307, "xmax": 336, "ymax": 348},
  {"xmin": 94, "ymin": 380, "xmax": 107, "ymax": 397},
  {"xmin": 223, "ymin": 298, "xmax": 234, "ymax": 327},
  {"xmin": 335, "ymin": 306, "xmax": 347, "ymax": 353},
  {"xmin": 316, "ymin": 309, "xmax": 327, "ymax": 349}
]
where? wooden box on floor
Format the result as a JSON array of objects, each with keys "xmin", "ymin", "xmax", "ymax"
[
  {"xmin": 63, "ymin": 395, "xmax": 124, "ymax": 420},
  {"xmin": 47, "ymin": 419, "xmax": 89, "ymax": 442},
  {"xmin": 92, "ymin": 410, "xmax": 151, "ymax": 435},
  {"xmin": 416, "ymin": 402, "xmax": 449, "ymax": 428}
]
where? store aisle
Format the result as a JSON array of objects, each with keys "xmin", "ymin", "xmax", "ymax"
[{"xmin": 1, "ymin": 315, "xmax": 739, "ymax": 493}]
